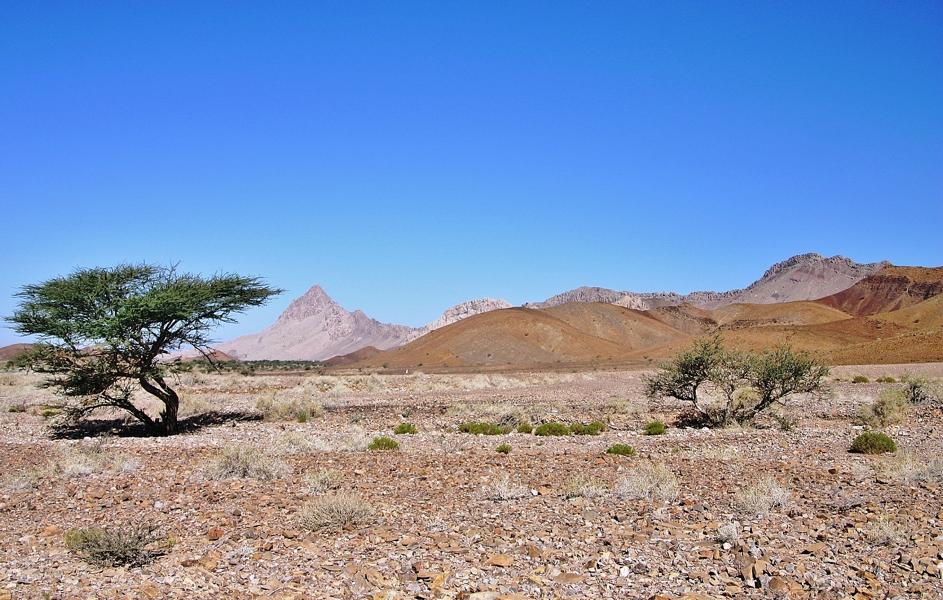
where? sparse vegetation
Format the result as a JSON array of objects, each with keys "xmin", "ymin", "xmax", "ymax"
[
  {"xmin": 481, "ymin": 472, "xmax": 530, "ymax": 501},
  {"xmin": 852, "ymin": 375, "xmax": 870, "ymax": 384},
  {"xmin": 256, "ymin": 394, "xmax": 323, "ymax": 422},
  {"xmin": 876, "ymin": 376, "xmax": 896, "ymax": 383},
  {"xmin": 606, "ymin": 443, "xmax": 637, "ymax": 456},
  {"xmin": 643, "ymin": 420, "xmax": 667, "ymax": 435},
  {"xmin": 367, "ymin": 436, "xmax": 400, "ymax": 451},
  {"xmin": 772, "ymin": 411, "xmax": 798, "ymax": 431},
  {"xmin": 7, "ymin": 403, "xmax": 26, "ymax": 413},
  {"xmin": 534, "ymin": 422, "xmax": 571, "ymax": 436},
  {"xmin": 900, "ymin": 375, "xmax": 940, "ymax": 405},
  {"xmin": 858, "ymin": 391, "xmax": 910, "ymax": 427},
  {"xmin": 615, "ymin": 462, "xmax": 678, "ymax": 502},
  {"xmin": 570, "ymin": 421, "xmax": 605, "ymax": 435},
  {"xmin": 864, "ymin": 516, "xmax": 908, "ymax": 547},
  {"xmin": 736, "ymin": 477, "xmax": 790, "ymax": 514},
  {"xmin": 394, "ymin": 422, "xmax": 417, "ymax": 435},
  {"xmin": 561, "ymin": 473, "xmax": 607, "ymax": 499},
  {"xmin": 458, "ymin": 422, "xmax": 510, "ymax": 435},
  {"xmin": 516, "ymin": 422, "xmax": 533, "ymax": 434},
  {"xmin": 495, "ymin": 443, "xmax": 511, "ymax": 454},
  {"xmin": 850, "ymin": 431, "xmax": 897, "ymax": 454},
  {"xmin": 304, "ymin": 469, "xmax": 342, "ymax": 494},
  {"xmin": 202, "ymin": 446, "xmax": 290, "ymax": 480},
  {"xmin": 298, "ymin": 493, "xmax": 374, "ymax": 531},
  {"xmin": 64, "ymin": 524, "xmax": 166, "ymax": 566},
  {"xmin": 646, "ymin": 336, "xmax": 829, "ymax": 427}
]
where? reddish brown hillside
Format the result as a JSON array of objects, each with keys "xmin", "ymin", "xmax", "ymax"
[
  {"xmin": 816, "ymin": 266, "xmax": 943, "ymax": 316},
  {"xmin": 0, "ymin": 343, "xmax": 34, "ymax": 362},
  {"xmin": 324, "ymin": 346, "xmax": 382, "ymax": 366}
]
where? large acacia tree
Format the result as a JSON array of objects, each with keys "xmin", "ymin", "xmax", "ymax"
[{"xmin": 7, "ymin": 264, "xmax": 280, "ymax": 435}]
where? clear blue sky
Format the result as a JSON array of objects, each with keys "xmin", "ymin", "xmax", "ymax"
[{"xmin": 2, "ymin": 1, "xmax": 942, "ymax": 345}]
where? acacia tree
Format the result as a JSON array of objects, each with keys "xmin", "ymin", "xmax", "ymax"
[
  {"xmin": 7, "ymin": 264, "xmax": 280, "ymax": 435},
  {"xmin": 646, "ymin": 336, "xmax": 829, "ymax": 427}
]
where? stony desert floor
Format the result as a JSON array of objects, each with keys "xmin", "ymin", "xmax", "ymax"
[{"xmin": 0, "ymin": 364, "xmax": 941, "ymax": 599}]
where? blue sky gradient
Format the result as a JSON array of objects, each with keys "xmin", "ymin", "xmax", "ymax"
[{"xmin": 2, "ymin": 1, "xmax": 942, "ymax": 345}]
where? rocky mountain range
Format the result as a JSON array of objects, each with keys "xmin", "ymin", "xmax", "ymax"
[{"xmin": 216, "ymin": 253, "xmax": 889, "ymax": 361}]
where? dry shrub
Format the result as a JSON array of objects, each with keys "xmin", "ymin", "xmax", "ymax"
[
  {"xmin": 615, "ymin": 462, "xmax": 679, "ymax": 502},
  {"xmin": 561, "ymin": 474, "xmax": 607, "ymax": 499},
  {"xmin": 2, "ymin": 470, "xmax": 40, "ymax": 493},
  {"xmin": 481, "ymin": 472, "xmax": 530, "ymax": 501},
  {"xmin": 736, "ymin": 477, "xmax": 790, "ymax": 514},
  {"xmin": 305, "ymin": 468, "xmax": 342, "ymax": 494},
  {"xmin": 298, "ymin": 493, "xmax": 374, "ymax": 531},
  {"xmin": 201, "ymin": 446, "xmax": 290, "ymax": 480},
  {"xmin": 178, "ymin": 394, "xmax": 216, "ymax": 416},
  {"xmin": 64, "ymin": 524, "xmax": 165, "ymax": 566},
  {"xmin": 864, "ymin": 516, "xmax": 908, "ymax": 547},
  {"xmin": 272, "ymin": 431, "xmax": 332, "ymax": 454},
  {"xmin": 49, "ymin": 442, "xmax": 107, "ymax": 477},
  {"xmin": 875, "ymin": 453, "xmax": 943, "ymax": 484},
  {"xmin": 255, "ymin": 393, "xmax": 323, "ymax": 422},
  {"xmin": 858, "ymin": 392, "xmax": 910, "ymax": 427}
]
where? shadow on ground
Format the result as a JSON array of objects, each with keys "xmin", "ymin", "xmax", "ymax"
[{"xmin": 48, "ymin": 411, "xmax": 262, "ymax": 439}]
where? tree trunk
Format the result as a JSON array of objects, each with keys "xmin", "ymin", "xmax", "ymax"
[
  {"xmin": 160, "ymin": 396, "xmax": 179, "ymax": 435},
  {"xmin": 139, "ymin": 375, "xmax": 180, "ymax": 436}
]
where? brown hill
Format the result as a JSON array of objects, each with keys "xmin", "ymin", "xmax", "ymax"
[
  {"xmin": 816, "ymin": 266, "xmax": 943, "ymax": 316},
  {"xmin": 324, "ymin": 346, "xmax": 383, "ymax": 367},
  {"xmin": 358, "ymin": 304, "xmax": 685, "ymax": 369},
  {"xmin": 0, "ymin": 343, "xmax": 34, "ymax": 362},
  {"xmin": 710, "ymin": 301, "xmax": 851, "ymax": 329}
]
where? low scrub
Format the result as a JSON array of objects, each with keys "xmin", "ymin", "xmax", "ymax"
[
  {"xmin": 458, "ymin": 422, "xmax": 510, "ymax": 435},
  {"xmin": 64, "ymin": 524, "xmax": 166, "ymax": 566},
  {"xmin": 495, "ymin": 443, "xmax": 511, "ymax": 454},
  {"xmin": 516, "ymin": 422, "xmax": 533, "ymax": 434},
  {"xmin": 394, "ymin": 422, "xmax": 417, "ymax": 435},
  {"xmin": 875, "ymin": 376, "xmax": 896, "ymax": 383},
  {"xmin": 570, "ymin": 421, "xmax": 606, "ymax": 436},
  {"xmin": 864, "ymin": 516, "xmax": 908, "ymax": 547},
  {"xmin": 901, "ymin": 376, "xmax": 940, "ymax": 405},
  {"xmin": 298, "ymin": 493, "xmax": 374, "ymax": 531},
  {"xmin": 850, "ymin": 431, "xmax": 897, "ymax": 455},
  {"xmin": 643, "ymin": 420, "xmax": 667, "ymax": 435},
  {"xmin": 367, "ymin": 436, "xmax": 399, "ymax": 451},
  {"xmin": 534, "ymin": 422, "xmax": 571, "ymax": 436},
  {"xmin": 736, "ymin": 477, "xmax": 790, "ymax": 514},
  {"xmin": 615, "ymin": 462, "xmax": 678, "ymax": 502},
  {"xmin": 255, "ymin": 394, "xmax": 323, "ymax": 422},
  {"xmin": 202, "ymin": 446, "xmax": 290, "ymax": 480},
  {"xmin": 606, "ymin": 443, "xmax": 637, "ymax": 457},
  {"xmin": 482, "ymin": 472, "xmax": 530, "ymax": 501},
  {"xmin": 858, "ymin": 392, "xmax": 910, "ymax": 427},
  {"xmin": 305, "ymin": 468, "xmax": 342, "ymax": 494},
  {"xmin": 852, "ymin": 375, "xmax": 869, "ymax": 384},
  {"xmin": 875, "ymin": 453, "xmax": 943, "ymax": 484},
  {"xmin": 561, "ymin": 474, "xmax": 607, "ymax": 499}
]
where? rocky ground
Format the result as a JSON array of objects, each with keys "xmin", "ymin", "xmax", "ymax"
[{"xmin": 0, "ymin": 365, "xmax": 941, "ymax": 599}]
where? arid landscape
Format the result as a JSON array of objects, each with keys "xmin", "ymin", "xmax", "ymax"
[{"xmin": 1, "ymin": 362, "xmax": 942, "ymax": 599}]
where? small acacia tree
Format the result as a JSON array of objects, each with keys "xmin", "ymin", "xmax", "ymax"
[
  {"xmin": 646, "ymin": 336, "xmax": 829, "ymax": 427},
  {"xmin": 7, "ymin": 264, "xmax": 280, "ymax": 435}
]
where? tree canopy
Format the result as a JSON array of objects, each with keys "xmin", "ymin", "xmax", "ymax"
[{"xmin": 7, "ymin": 264, "xmax": 280, "ymax": 435}]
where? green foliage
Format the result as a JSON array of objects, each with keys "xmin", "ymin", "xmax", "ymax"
[
  {"xmin": 458, "ymin": 422, "xmax": 510, "ymax": 435},
  {"xmin": 64, "ymin": 524, "xmax": 165, "ymax": 566},
  {"xmin": 40, "ymin": 406, "xmax": 63, "ymax": 418},
  {"xmin": 606, "ymin": 443, "xmax": 637, "ymax": 456},
  {"xmin": 643, "ymin": 420, "xmax": 667, "ymax": 435},
  {"xmin": 570, "ymin": 421, "xmax": 606, "ymax": 435},
  {"xmin": 394, "ymin": 422, "xmax": 417, "ymax": 435},
  {"xmin": 534, "ymin": 422, "xmax": 571, "ymax": 436},
  {"xmin": 900, "ymin": 375, "xmax": 940, "ymax": 405},
  {"xmin": 852, "ymin": 375, "xmax": 870, "ymax": 384},
  {"xmin": 296, "ymin": 410, "xmax": 310, "ymax": 423},
  {"xmin": 850, "ymin": 431, "xmax": 897, "ymax": 454},
  {"xmin": 875, "ymin": 376, "xmax": 896, "ymax": 383},
  {"xmin": 7, "ymin": 404, "xmax": 26, "ymax": 413},
  {"xmin": 516, "ymin": 422, "xmax": 533, "ymax": 434},
  {"xmin": 367, "ymin": 436, "xmax": 400, "ymax": 451},
  {"xmin": 647, "ymin": 336, "xmax": 829, "ymax": 427},
  {"xmin": 496, "ymin": 443, "xmax": 512, "ymax": 454},
  {"xmin": 6, "ymin": 264, "xmax": 280, "ymax": 435}
]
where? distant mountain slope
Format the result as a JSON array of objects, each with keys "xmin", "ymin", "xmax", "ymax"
[
  {"xmin": 816, "ymin": 266, "xmax": 943, "ymax": 316},
  {"xmin": 0, "ymin": 343, "xmax": 34, "ymax": 362},
  {"xmin": 528, "ymin": 253, "xmax": 886, "ymax": 311},
  {"xmin": 404, "ymin": 298, "xmax": 512, "ymax": 342},
  {"xmin": 218, "ymin": 285, "xmax": 416, "ymax": 361}
]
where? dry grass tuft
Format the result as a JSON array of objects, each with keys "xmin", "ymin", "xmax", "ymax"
[
  {"xmin": 875, "ymin": 453, "xmax": 943, "ymax": 484},
  {"xmin": 256, "ymin": 393, "xmax": 323, "ymax": 422},
  {"xmin": 864, "ymin": 516, "xmax": 908, "ymax": 547},
  {"xmin": 481, "ymin": 472, "xmax": 530, "ymax": 501},
  {"xmin": 305, "ymin": 468, "xmax": 342, "ymax": 494},
  {"xmin": 615, "ymin": 462, "xmax": 679, "ymax": 502},
  {"xmin": 201, "ymin": 446, "xmax": 290, "ymax": 480},
  {"xmin": 64, "ymin": 524, "xmax": 166, "ymax": 566},
  {"xmin": 858, "ymin": 392, "xmax": 910, "ymax": 427},
  {"xmin": 736, "ymin": 477, "xmax": 790, "ymax": 514},
  {"xmin": 561, "ymin": 473, "xmax": 607, "ymax": 499},
  {"xmin": 297, "ymin": 493, "xmax": 374, "ymax": 531}
]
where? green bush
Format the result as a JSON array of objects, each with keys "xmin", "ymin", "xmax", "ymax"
[
  {"xmin": 643, "ymin": 420, "xmax": 667, "ymax": 435},
  {"xmin": 367, "ymin": 436, "xmax": 400, "ymax": 451},
  {"xmin": 7, "ymin": 404, "xmax": 26, "ymax": 413},
  {"xmin": 394, "ymin": 422, "xmax": 417, "ymax": 435},
  {"xmin": 496, "ymin": 443, "xmax": 511, "ymax": 454},
  {"xmin": 876, "ymin": 376, "xmax": 896, "ymax": 383},
  {"xmin": 534, "ymin": 422, "xmax": 571, "ymax": 436},
  {"xmin": 296, "ymin": 409, "xmax": 310, "ymax": 423},
  {"xmin": 571, "ymin": 421, "xmax": 606, "ymax": 436},
  {"xmin": 606, "ymin": 444, "xmax": 637, "ymax": 456},
  {"xmin": 852, "ymin": 375, "xmax": 870, "ymax": 384},
  {"xmin": 458, "ymin": 422, "xmax": 510, "ymax": 435},
  {"xmin": 64, "ymin": 525, "xmax": 165, "ymax": 566},
  {"xmin": 516, "ymin": 422, "xmax": 533, "ymax": 434},
  {"xmin": 850, "ymin": 432, "xmax": 896, "ymax": 455}
]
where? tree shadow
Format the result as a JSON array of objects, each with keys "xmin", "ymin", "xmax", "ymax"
[{"xmin": 48, "ymin": 410, "xmax": 262, "ymax": 439}]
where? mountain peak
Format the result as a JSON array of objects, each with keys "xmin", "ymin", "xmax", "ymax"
[{"xmin": 276, "ymin": 284, "xmax": 342, "ymax": 322}]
